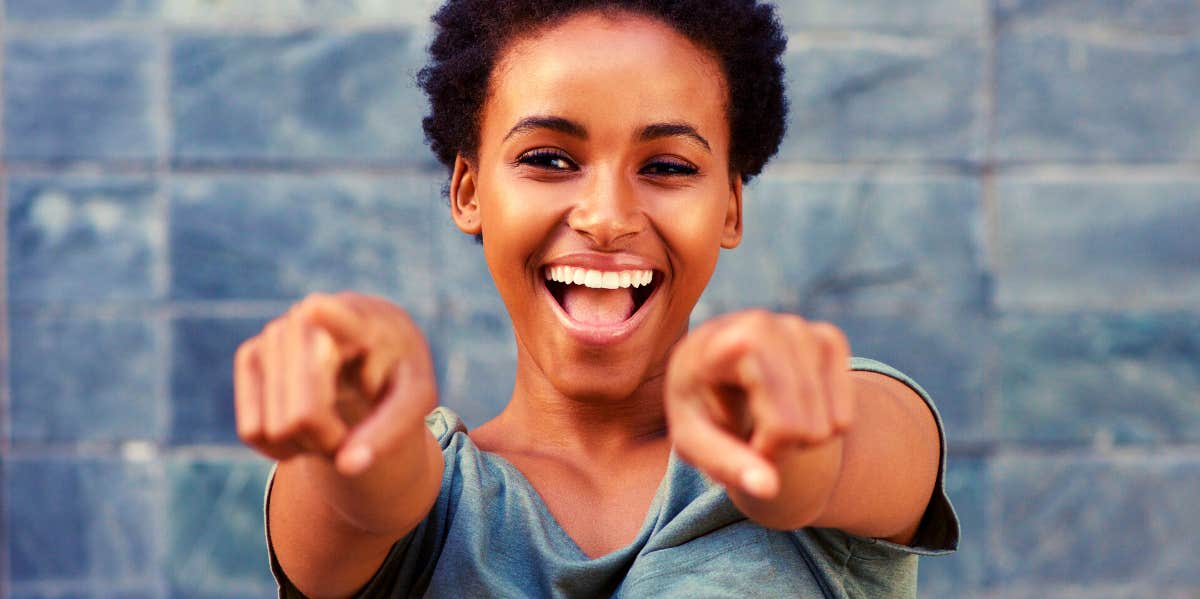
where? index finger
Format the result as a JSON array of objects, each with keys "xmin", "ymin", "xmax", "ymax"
[
  {"xmin": 294, "ymin": 294, "xmax": 367, "ymax": 348},
  {"xmin": 667, "ymin": 387, "xmax": 780, "ymax": 500}
]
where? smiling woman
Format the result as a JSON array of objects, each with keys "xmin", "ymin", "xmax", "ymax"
[{"xmin": 234, "ymin": 2, "xmax": 958, "ymax": 598}]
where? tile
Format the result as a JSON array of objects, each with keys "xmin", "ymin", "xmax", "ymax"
[
  {"xmin": 993, "ymin": 0, "xmax": 1200, "ymax": 34},
  {"xmin": 432, "ymin": 308, "xmax": 515, "ymax": 429},
  {"xmin": 170, "ymin": 317, "xmax": 268, "ymax": 444},
  {"xmin": 995, "ymin": 33, "xmax": 1200, "ymax": 161},
  {"xmin": 160, "ymin": 0, "xmax": 439, "ymax": 23},
  {"xmin": 702, "ymin": 175, "xmax": 987, "ymax": 316},
  {"xmin": 166, "ymin": 457, "xmax": 277, "ymax": 598},
  {"xmin": 10, "ymin": 316, "xmax": 166, "ymax": 443},
  {"xmin": 432, "ymin": 207, "xmax": 515, "ymax": 427},
  {"xmin": 779, "ymin": 0, "xmax": 984, "ymax": 32},
  {"xmin": 4, "ymin": 33, "xmax": 160, "ymax": 162},
  {"xmin": 9, "ymin": 588, "xmax": 160, "ymax": 599},
  {"xmin": 998, "ymin": 313, "xmax": 1200, "ymax": 444},
  {"xmin": 169, "ymin": 174, "xmax": 439, "ymax": 312},
  {"xmin": 7, "ymin": 176, "xmax": 162, "ymax": 303},
  {"xmin": 6, "ymin": 0, "xmax": 159, "ymax": 20},
  {"xmin": 994, "ymin": 454, "xmax": 1200, "ymax": 585},
  {"xmin": 995, "ymin": 179, "xmax": 1200, "ymax": 310},
  {"xmin": 918, "ymin": 456, "xmax": 990, "ymax": 594},
  {"xmin": 5, "ymin": 458, "xmax": 163, "ymax": 584},
  {"xmin": 831, "ymin": 310, "xmax": 992, "ymax": 443},
  {"xmin": 781, "ymin": 37, "xmax": 984, "ymax": 161},
  {"xmin": 171, "ymin": 30, "xmax": 433, "ymax": 166}
]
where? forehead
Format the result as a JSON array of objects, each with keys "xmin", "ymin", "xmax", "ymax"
[{"xmin": 483, "ymin": 11, "xmax": 730, "ymax": 143}]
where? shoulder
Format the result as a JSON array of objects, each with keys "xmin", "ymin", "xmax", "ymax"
[{"xmin": 847, "ymin": 356, "xmax": 960, "ymax": 553}]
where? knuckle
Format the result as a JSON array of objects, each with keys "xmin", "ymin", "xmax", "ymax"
[
  {"xmin": 294, "ymin": 293, "xmax": 331, "ymax": 320},
  {"xmin": 236, "ymin": 423, "xmax": 265, "ymax": 446},
  {"xmin": 263, "ymin": 413, "xmax": 302, "ymax": 444},
  {"xmin": 234, "ymin": 338, "xmax": 258, "ymax": 368},
  {"xmin": 262, "ymin": 319, "xmax": 284, "ymax": 340},
  {"xmin": 813, "ymin": 321, "xmax": 850, "ymax": 352},
  {"xmin": 311, "ymin": 328, "xmax": 339, "ymax": 370}
]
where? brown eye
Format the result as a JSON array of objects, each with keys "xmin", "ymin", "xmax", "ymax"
[
  {"xmin": 517, "ymin": 149, "xmax": 577, "ymax": 171},
  {"xmin": 641, "ymin": 158, "xmax": 698, "ymax": 176}
]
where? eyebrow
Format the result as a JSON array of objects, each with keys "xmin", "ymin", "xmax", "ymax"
[
  {"xmin": 503, "ymin": 115, "xmax": 711, "ymax": 153},
  {"xmin": 503, "ymin": 116, "xmax": 588, "ymax": 141},
  {"xmin": 638, "ymin": 122, "xmax": 711, "ymax": 153}
]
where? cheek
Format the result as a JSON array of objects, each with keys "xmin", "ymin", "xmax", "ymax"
[
  {"xmin": 478, "ymin": 180, "xmax": 562, "ymax": 284},
  {"xmin": 652, "ymin": 194, "xmax": 728, "ymax": 282}
]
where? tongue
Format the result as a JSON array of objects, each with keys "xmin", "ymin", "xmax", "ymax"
[{"xmin": 561, "ymin": 286, "xmax": 635, "ymax": 325}]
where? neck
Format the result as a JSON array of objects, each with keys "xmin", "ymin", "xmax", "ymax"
[{"xmin": 489, "ymin": 352, "xmax": 670, "ymax": 461}]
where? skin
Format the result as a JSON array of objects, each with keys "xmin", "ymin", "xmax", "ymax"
[{"xmin": 235, "ymin": 11, "xmax": 941, "ymax": 599}]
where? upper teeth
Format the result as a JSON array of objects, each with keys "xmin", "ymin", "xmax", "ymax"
[{"xmin": 545, "ymin": 266, "xmax": 654, "ymax": 289}]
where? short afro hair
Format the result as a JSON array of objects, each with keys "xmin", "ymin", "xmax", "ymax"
[{"xmin": 417, "ymin": 0, "xmax": 789, "ymax": 183}]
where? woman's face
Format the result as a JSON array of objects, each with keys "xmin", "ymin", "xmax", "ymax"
[{"xmin": 452, "ymin": 10, "xmax": 742, "ymax": 402}]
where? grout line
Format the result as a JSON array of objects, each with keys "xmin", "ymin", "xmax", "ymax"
[
  {"xmin": 4, "ymin": 159, "xmax": 1200, "ymax": 180},
  {"xmin": 0, "ymin": 1, "xmax": 11, "ymax": 595},
  {"xmin": 4, "ymin": 437, "xmax": 1199, "ymax": 460},
  {"xmin": 13, "ymin": 298, "xmax": 1200, "ymax": 320},
  {"xmin": 979, "ymin": 0, "xmax": 1001, "ymax": 449},
  {"xmin": 979, "ymin": 1, "xmax": 1001, "ymax": 584},
  {"xmin": 7, "ymin": 300, "xmax": 294, "ymax": 319},
  {"xmin": 1, "ymin": 160, "xmax": 444, "ymax": 178},
  {"xmin": 154, "ymin": 31, "xmax": 176, "ymax": 595},
  {"xmin": 155, "ymin": 9, "xmax": 174, "ymax": 458},
  {"xmin": 3, "ymin": 18, "xmax": 434, "ymax": 36}
]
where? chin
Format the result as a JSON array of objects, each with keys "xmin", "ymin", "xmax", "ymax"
[{"xmin": 548, "ymin": 355, "xmax": 653, "ymax": 403}]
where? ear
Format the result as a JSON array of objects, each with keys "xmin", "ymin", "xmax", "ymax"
[
  {"xmin": 720, "ymin": 175, "xmax": 743, "ymax": 249},
  {"xmin": 449, "ymin": 154, "xmax": 483, "ymax": 236}
]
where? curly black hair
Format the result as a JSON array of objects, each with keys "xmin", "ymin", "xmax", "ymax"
[{"xmin": 417, "ymin": 0, "xmax": 788, "ymax": 183}]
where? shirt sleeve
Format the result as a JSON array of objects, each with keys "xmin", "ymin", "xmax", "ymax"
[
  {"xmin": 846, "ymin": 356, "xmax": 961, "ymax": 557},
  {"xmin": 262, "ymin": 407, "xmax": 465, "ymax": 598},
  {"xmin": 787, "ymin": 358, "xmax": 960, "ymax": 598}
]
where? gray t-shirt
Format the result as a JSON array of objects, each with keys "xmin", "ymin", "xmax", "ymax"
[{"xmin": 266, "ymin": 357, "xmax": 958, "ymax": 598}]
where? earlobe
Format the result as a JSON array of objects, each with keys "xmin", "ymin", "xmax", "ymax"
[
  {"xmin": 450, "ymin": 154, "xmax": 483, "ymax": 236},
  {"xmin": 721, "ymin": 176, "xmax": 744, "ymax": 249}
]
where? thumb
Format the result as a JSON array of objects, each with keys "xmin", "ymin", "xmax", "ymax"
[{"xmin": 335, "ymin": 359, "xmax": 437, "ymax": 475}]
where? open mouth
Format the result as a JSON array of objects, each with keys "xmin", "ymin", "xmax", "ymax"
[{"xmin": 543, "ymin": 265, "xmax": 658, "ymax": 326}]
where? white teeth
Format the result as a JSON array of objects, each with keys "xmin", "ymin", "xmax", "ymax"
[{"xmin": 544, "ymin": 266, "xmax": 655, "ymax": 290}]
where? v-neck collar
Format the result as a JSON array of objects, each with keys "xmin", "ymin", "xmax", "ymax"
[{"xmin": 477, "ymin": 443, "xmax": 681, "ymax": 563}]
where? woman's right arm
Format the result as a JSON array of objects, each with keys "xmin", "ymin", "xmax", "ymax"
[{"xmin": 234, "ymin": 293, "xmax": 444, "ymax": 599}]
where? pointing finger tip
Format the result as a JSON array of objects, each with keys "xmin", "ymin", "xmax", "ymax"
[
  {"xmin": 336, "ymin": 443, "xmax": 374, "ymax": 475},
  {"xmin": 740, "ymin": 464, "xmax": 779, "ymax": 500}
]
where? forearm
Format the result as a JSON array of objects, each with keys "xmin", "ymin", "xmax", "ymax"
[
  {"xmin": 733, "ymin": 372, "xmax": 939, "ymax": 542},
  {"xmin": 269, "ymin": 426, "xmax": 443, "ymax": 599},
  {"xmin": 278, "ymin": 427, "xmax": 443, "ymax": 534},
  {"xmin": 728, "ymin": 437, "xmax": 843, "ymax": 530}
]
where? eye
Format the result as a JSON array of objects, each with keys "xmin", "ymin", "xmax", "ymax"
[
  {"xmin": 641, "ymin": 158, "xmax": 698, "ymax": 177},
  {"xmin": 516, "ymin": 148, "xmax": 577, "ymax": 171}
]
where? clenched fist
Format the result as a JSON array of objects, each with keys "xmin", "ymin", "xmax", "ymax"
[
  {"xmin": 234, "ymin": 292, "xmax": 437, "ymax": 476},
  {"xmin": 665, "ymin": 310, "xmax": 853, "ymax": 501}
]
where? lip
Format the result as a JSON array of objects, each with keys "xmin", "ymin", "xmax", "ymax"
[
  {"xmin": 538, "ymin": 252, "xmax": 663, "ymax": 346},
  {"xmin": 543, "ymin": 251, "xmax": 659, "ymax": 272}
]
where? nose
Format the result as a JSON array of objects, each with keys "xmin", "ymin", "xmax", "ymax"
[{"xmin": 566, "ymin": 167, "xmax": 646, "ymax": 247}]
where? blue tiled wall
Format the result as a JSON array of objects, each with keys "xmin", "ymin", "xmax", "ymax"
[{"xmin": 3, "ymin": 1, "xmax": 1198, "ymax": 597}]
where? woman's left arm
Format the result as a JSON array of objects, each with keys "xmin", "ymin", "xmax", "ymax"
[{"xmin": 664, "ymin": 310, "xmax": 940, "ymax": 544}]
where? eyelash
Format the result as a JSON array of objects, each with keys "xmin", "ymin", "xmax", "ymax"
[
  {"xmin": 641, "ymin": 158, "xmax": 698, "ymax": 177},
  {"xmin": 514, "ymin": 149, "xmax": 699, "ymax": 177},
  {"xmin": 516, "ymin": 148, "xmax": 576, "ymax": 171}
]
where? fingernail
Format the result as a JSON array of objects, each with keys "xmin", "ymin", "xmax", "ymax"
[
  {"xmin": 741, "ymin": 466, "xmax": 777, "ymax": 499},
  {"xmin": 339, "ymin": 444, "xmax": 373, "ymax": 475}
]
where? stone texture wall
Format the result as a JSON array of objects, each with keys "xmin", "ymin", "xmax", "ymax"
[{"xmin": 3, "ymin": 1, "xmax": 1198, "ymax": 597}]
